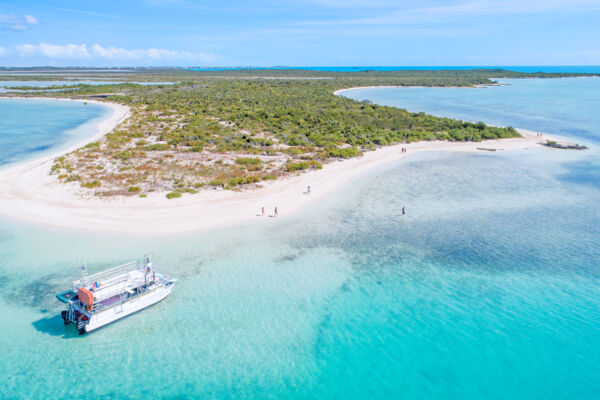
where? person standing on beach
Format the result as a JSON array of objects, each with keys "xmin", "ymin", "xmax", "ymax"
[
  {"xmin": 307, "ymin": 185, "xmax": 311, "ymax": 194},
  {"xmin": 261, "ymin": 206, "xmax": 265, "ymax": 216},
  {"xmin": 274, "ymin": 206, "xmax": 279, "ymax": 217}
]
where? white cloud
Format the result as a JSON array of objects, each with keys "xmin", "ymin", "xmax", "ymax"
[
  {"xmin": 0, "ymin": 14, "xmax": 39, "ymax": 30},
  {"xmin": 24, "ymin": 15, "xmax": 38, "ymax": 24},
  {"xmin": 16, "ymin": 43, "xmax": 91, "ymax": 58},
  {"xmin": 0, "ymin": 46, "xmax": 8, "ymax": 57},
  {"xmin": 14, "ymin": 43, "xmax": 220, "ymax": 63},
  {"xmin": 89, "ymin": 44, "xmax": 216, "ymax": 61}
]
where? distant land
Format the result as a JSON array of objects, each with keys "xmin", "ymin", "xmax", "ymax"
[
  {"xmin": 1, "ymin": 66, "xmax": 600, "ymax": 74},
  {"xmin": 1, "ymin": 66, "xmax": 596, "ymax": 202},
  {"xmin": 188, "ymin": 66, "xmax": 600, "ymax": 73}
]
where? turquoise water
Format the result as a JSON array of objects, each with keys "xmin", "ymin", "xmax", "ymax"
[
  {"xmin": 0, "ymin": 98, "xmax": 110, "ymax": 166},
  {"xmin": 342, "ymin": 77, "xmax": 600, "ymax": 144},
  {"xmin": 1, "ymin": 79, "xmax": 600, "ymax": 398}
]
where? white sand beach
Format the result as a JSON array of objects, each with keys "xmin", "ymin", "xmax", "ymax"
[{"xmin": 0, "ymin": 96, "xmax": 560, "ymax": 235}]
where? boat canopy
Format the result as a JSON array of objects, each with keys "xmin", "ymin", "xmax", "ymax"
[{"xmin": 56, "ymin": 290, "xmax": 77, "ymax": 303}]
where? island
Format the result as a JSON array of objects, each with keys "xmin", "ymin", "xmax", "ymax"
[{"xmin": 0, "ymin": 68, "xmax": 593, "ymax": 233}]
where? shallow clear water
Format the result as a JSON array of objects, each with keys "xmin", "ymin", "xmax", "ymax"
[
  {"xmin": 0, "ymin": 98, "xmax": 110, "ymax": 166},
  {"xmin": 342, "ymin": 77, "xmax": 600, "ymax": 144},
  {"xmin": 1, "ymin": 79, "xmax": 599, "ymax": 399}
]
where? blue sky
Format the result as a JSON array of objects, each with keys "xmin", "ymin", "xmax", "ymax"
[{"xmin": 0, "ymin": 0, "xmax": 599, "ymax": 67}]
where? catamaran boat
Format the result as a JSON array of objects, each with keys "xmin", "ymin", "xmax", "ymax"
[{"xmin": 56, "ymin": 255, "xmax": 176, "ymax": 335}]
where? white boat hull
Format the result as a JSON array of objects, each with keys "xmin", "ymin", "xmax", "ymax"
[{"xmin": 85, "ymin": 284, "xmax": 173, "ymax": 332}]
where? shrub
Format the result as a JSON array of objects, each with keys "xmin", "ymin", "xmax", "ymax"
[
  {"xmin": 145, "ymin": 143, "xmax": 171, "ymax": 151},
  {"xmin": 81, "ymin": 180, "xmax": 100, "ymax": 188},
  {"xmin": 327, "ymin": 146, "xmax": 362, "ymax": 158},
  {"xmin": 115, "ymin": 150, "xmax": 133, "ymax": 161},
  {"xmin": 165, "ymin": 191, "xmax": 182, "ymax": 199},
  {"xmin": 65, "ymin": 174, "xmax": 81, "ymax": 182},
  {"xmin": 286, "ymin": 160, "xmax": 322, "ymax": 172},
  {"xmin": 227, "ymin": 175, "xmax": 260, "ymax": 186},
  {"xmin": 235, "ymin": 157, "xmax": 262, "ymax": 166},
  {"xmin": 128, "ymin": 186, "xmax": 141, "ymax": 193},
  {"xmin": 85, "ymin": 142, "xmax": 100, "ymax": 150}
]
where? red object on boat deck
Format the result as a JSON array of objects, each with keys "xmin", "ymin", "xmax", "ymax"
[{"xmin": 78, "ymin": 287, "xmax": 94, "ymax": 307}]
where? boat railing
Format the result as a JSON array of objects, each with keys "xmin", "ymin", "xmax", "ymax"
[
  {"xmin": 90, "ymin": 283, "xmax": 133, "ymax": 313},
  {"xmin": 89, "ymin": 276, "xmax": 158, "ymax": 314},
  {"xmin": 73, "ymin": 261, "xmax": 140, "ymax": 289}
]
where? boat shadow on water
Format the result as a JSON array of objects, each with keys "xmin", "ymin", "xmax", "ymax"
[{"xmin": 32, "ymin": 314, "xmax": 82, "ymax": 339}]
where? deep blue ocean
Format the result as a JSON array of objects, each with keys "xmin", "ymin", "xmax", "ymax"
[{"xmin": 0, "ymin": 78, "xmax": 599, "ymax": 399}]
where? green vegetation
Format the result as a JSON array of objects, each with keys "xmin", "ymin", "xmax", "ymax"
[
  {"xmin": 228, "ymin": 175, "xmax": 261, "ymax": 186},
  {"xmin": 235, "ymin": 157, "xmax": 262, "ymax": 166},
  {"xmin": 543, "ymin": 140, "xmax": 588, "ymax": 150},
  {"xmin": 85, "ymin": 142, "xmax": 101, "ymax": 150},
  {"xmin": 6, "ymin": 67, "xmax": 593, "ymax": 196},
  {"xmin": 326, "ymin": 146, "xmax": 363, "ymax": 158},
  {"xmin": 286, "ymin": 160, "xmax": 323, "ymax": 172},
  {"xmin": 145, "ymin": 143, "xmax": 171, "ymax": 151},
  {"xmin": 81, "ymin": 180, "xmax": 100, "ymax": 188},
  {"xmin": 165, "ymin": 191, "xmax": 182, "ymax": 199}
]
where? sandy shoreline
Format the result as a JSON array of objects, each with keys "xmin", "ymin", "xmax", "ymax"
[{"xmin": 0, "ymin": 94, "xmax": 557, "ymax": 235}]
